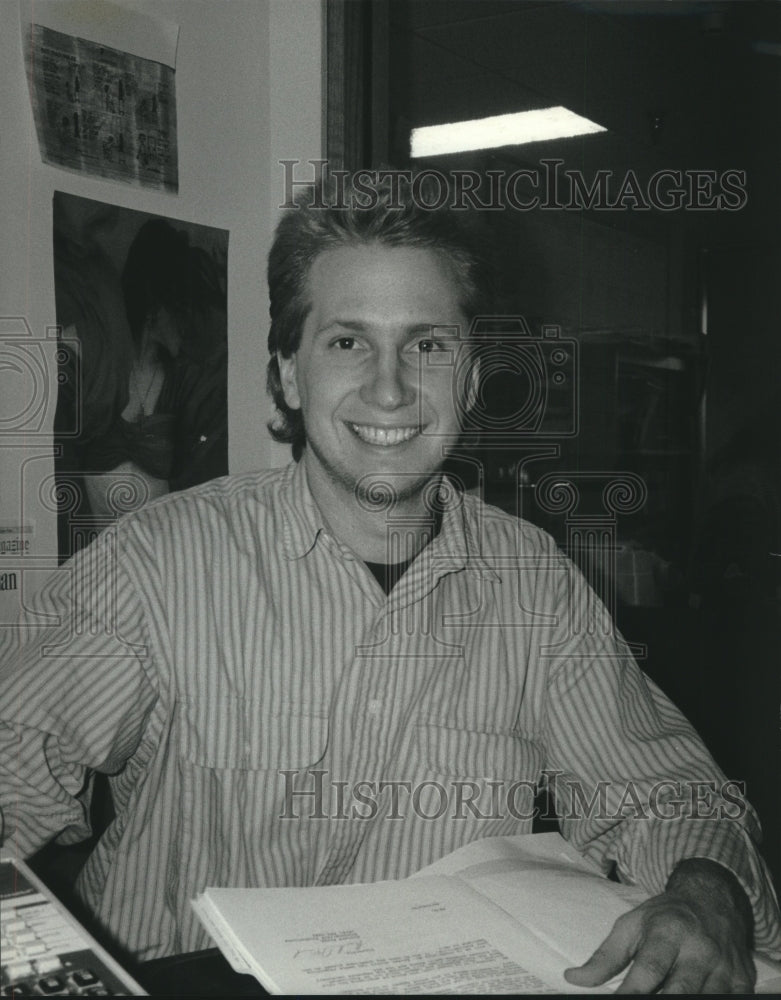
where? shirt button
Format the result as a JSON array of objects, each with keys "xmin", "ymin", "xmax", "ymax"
[{"xmin": 368, "ymin": 699, "xmax": 381, "ymax": 715}]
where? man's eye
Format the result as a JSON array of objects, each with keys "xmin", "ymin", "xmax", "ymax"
[
  {"xmin": 333, "ymin": 337, "xmax": 356, "ymax": 350},
  {"xmin": 415, "ymin": 339, "xmax": 443, "ymax": 353}
]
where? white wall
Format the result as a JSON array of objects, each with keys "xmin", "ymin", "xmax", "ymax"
[{"xmin": 0, "ymin": 0, "xmax": 323, "ymax": 599}]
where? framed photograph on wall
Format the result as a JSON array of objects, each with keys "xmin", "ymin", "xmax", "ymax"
[{"xmin": 52, "ymin": 192, "xmax": 229, "ymax": 562}]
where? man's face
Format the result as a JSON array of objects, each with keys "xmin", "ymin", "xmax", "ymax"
[{"xmin": 278, "ymin": 243, "xmax": 472, "ymax": 506}]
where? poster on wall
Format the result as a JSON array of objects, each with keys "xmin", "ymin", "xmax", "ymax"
[
  {"xmin": 25, "ymin": 23, "xmax": 178, "ymax": 191},
  {"xmin": 52, "ymin": 192, "xmax": 229, "ymax": 563}
]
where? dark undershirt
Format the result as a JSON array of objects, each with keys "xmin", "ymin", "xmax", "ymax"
[
  {"xmin": 363, "ymin": 508, "xmax": 444, "ymax": 595},
  {"xmin": 364, "ymin": 556, "xmax": 415, "ymax": 595}
]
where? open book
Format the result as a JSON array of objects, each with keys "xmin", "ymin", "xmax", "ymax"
[{"xmin": 192, "ymin": 833, "xmax": 781, "ymax": 994}]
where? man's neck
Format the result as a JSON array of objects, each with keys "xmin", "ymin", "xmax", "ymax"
[{"xmin": 301, "ymin": 457, "xmax": 442, "ymax": 563}]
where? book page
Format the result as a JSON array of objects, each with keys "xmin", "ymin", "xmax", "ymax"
[
  {"xmin": 410, "ymin": 831, "xmax": 609, "ymax": 878},
  {"xmin": 419, "ymin": 834, "xmax": 645, "ymax": 968},
  {"xmin": 194, "ymin": 875, "xmax": 587, "ymax": 994},
  {"xmin": 193, "ymin": 834, "xmax": 781, "ymax": 994}
]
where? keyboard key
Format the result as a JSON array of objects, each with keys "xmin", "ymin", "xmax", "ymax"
[
  {"xmin": 45, "ymin": 933, "xmax": 85, "ymax": 950},
  {"xmin": 2, "ymin": 959, "xmax": 32, "ymax": 980},
  {"xmin": 70, "ymin": 969, "xmax": 99, "ymax": 987},
  {"xmin": 38, "ymin": 929, "xmax": 87, "ymax": 951},
  {"xmin": 21, "ymin": 942, "xmax": 47, "ymax": 957},
  {"xmin": 36, "ymin": 974, "xmax": 67, "ymax": 994},
  {"xmin": 25, "ymin": 912, "xmax": 64, "ymax": 931},
  {"xmin": 35, "ymin": 957, "xmax": 64, "ymax": 975},
  {"xmin": 11, "ymin": 932, "xmax": 37, "ymax": 945}
]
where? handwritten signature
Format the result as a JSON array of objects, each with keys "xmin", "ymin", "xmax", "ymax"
[{"xmin": 293, "ymin": 940, "xmax": 374, "ymax": 960}]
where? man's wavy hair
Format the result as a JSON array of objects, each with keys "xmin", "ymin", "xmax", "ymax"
[{"xmin": 266, "ymin": 169, "xmax": 493, "ymax": 460}]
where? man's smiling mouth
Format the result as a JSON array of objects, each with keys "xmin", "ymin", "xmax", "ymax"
[{"xmin": 349, "ymin": 423, "xmax": 421, "ymax": 446}]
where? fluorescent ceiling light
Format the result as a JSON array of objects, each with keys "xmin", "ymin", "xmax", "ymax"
[{"xmin": 410, "ymin": 106, "xmax": 607, "ymax": 158}]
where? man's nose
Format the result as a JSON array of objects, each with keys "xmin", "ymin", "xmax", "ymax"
[{"xmin": 360, "ymin": 352, "xmax": 416, "ymax": 410}]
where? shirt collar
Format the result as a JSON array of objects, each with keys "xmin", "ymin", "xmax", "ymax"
[
  {"xmin": 280, "ymin": 460, "xmax": 499, "ymax": 580},
  {"xmin": 431, "ymin": 484, "xmax": 501, "ymax": 582},
  {"xmin": 279, "ymin": 460, "xmax": 326, "ymax": 559}
]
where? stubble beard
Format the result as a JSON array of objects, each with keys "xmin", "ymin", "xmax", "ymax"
[{"xmin": 304, "ymin": 434, "xmax": 444, "ymax": 514}]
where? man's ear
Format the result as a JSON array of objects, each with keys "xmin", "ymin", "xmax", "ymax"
[{"xmin": 277, "ymin": 352, "xmax": 301, "ymax": 411}]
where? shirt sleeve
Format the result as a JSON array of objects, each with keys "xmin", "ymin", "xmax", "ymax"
[
  {"xmin": 0, "ymin": 522, "xmax": 158, "ymax": 857},
  {"xmin": 537, "ymin": 544, "xmax": 781, "ymax": 958}
]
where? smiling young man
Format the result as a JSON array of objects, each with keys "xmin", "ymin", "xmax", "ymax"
[
  {"xmin": 274, "ymin": 242, "xmax": 469, "ymax": 562},
  {"xmin": 1, "ymin": 173, "xmax": 780, "ymax": 989}
]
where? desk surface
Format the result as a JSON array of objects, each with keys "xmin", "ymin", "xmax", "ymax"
[{"xmin": 135, "ymin": 949, "xmax": 264, "ymax": 996}]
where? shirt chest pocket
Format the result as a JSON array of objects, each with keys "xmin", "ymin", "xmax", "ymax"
[
  {"xmin": 177, "ymin": 698, "xmax": 329, "ymax": 770},
  {"xmin": 416, "ymin": 724, "xmax": 541, "ymax": 783}
]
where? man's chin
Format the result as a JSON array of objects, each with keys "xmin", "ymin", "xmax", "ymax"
[
  {"xmin": 352, "ymin": 469, "xmax": 442, "ymax": 513},
  {"xmin": 301, "ymin": 438, "xmax": 446, "ymax": 511}
]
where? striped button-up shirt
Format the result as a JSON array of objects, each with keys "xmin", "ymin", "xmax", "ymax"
[{"xmin": 1, "ymin": 460, "xmax": 780, "ymax": 960}]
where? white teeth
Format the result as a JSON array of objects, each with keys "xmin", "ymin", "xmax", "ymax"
[{"xmin": 350, "ymin": 424, "xmax": 420, "ymax": 446}]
